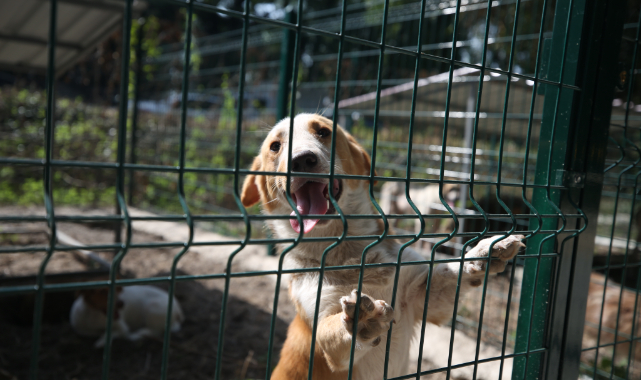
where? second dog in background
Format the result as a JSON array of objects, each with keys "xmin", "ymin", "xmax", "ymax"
[
  {"xmin": 70, "ymin": 285, "xmax": 184, "ymax": 348},
  {"xmin": 380, "ymin": 181, "xmax": 459, "ymax": 239}
]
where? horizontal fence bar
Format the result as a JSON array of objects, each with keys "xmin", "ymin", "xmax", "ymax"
[
  {"xmin": 0, "ymin": 212, "xmax": 585, "ymax": 223},
  {"xmin": 0, "ymin": 252, "xmax": 561, "ymax": 295},
  {"xmin": 0, "ymin": 230, "xmax": 577, "ymax": 254},
  {"xmin": 0, "ymin": 158, "xmax": 570, "ymax": 189},
  {"xmin": 581, "ymin": 334, "xmax": 641, "ymax": 352}
]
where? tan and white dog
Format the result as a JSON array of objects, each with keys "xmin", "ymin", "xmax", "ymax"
[{"xmin": 241, "ymin": 114, "xmax": 524, "ymax": 379}]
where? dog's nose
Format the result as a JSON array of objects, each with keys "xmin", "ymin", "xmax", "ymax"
[{"xmin": 292, "ymin": 151, "xmax": 318, "ymax": 172}]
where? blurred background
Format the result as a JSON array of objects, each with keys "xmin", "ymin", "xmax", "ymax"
[
  {"xmin": 1, "ymin": 0, "xmax": 564, "ymax": 236},
  {"xmin": 1, "ymin": 0, "xmax": 641, "ymax": 379}
]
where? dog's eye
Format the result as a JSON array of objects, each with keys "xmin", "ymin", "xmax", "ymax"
[
  {"xmin": 317, "ymin": 128, "xmax": 331, "ymax": 138},
  {"xmin": 270, "ymin": 141, "xmax": 281, "ymax": 152}
]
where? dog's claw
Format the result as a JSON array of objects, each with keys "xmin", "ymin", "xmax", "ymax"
[{"xmin": 341, "ymin": 297, "xmax": 357, "ymax": 319}]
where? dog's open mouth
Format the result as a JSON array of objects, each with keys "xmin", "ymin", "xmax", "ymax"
[{"xmin": 289, "ymin": 179, "xmax": 342, "ymax": 234}]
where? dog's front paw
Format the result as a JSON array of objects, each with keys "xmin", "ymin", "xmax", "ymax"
[
  {"xmin": 340, "ymin": 290, "xmax": 394, "ymax": 346},
  {"xmin": 464, "ymin": 235, "xmax": 525, "ymax": 279}
]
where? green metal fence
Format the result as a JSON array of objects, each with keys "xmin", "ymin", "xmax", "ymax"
[{"xmin": 1, "ymin": 0, "xmax": 640, "ymax": 379}]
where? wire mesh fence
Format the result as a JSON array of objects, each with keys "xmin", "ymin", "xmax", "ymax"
[
  {"xmin": 578, "ymin": 9, "xmax": 641, "ymax": 380},
  {"xmin": 0, "ymin": 0, "xmax": 639, "ymax": 379}
]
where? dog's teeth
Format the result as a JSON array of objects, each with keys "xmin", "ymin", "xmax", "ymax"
[{"xmin": 327, "ymin": 200, "xmax": 330, "ymax": 209}]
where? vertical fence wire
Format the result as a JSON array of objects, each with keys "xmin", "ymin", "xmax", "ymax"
[
  {"xmin": 471, "ymin": 0, "xmax": 525, "ymax": 377},
  {"xmin": 265, "ymin": 0, "xmax": 307, "ymax": 375},
  {"xmin": 411, "ymin": 1, "xmax": 464, "ymax": 378},
  {"xmin": 160, "ymin": 1, "xmax": 195, "ymax": 378},
  {"xmin": 443, "ymin": 0, "xmax": 498, "ymax": 378},
  {"xmin": 305, "ymin": 0, "xmax": 350, "ymax": 375},
  {"xmin": 378, "ymin": 0, "xmax": 430, "ymax": 377},
  {"xmin": 101, "ymin": 1, "xmax": 133, "ymax": 378},
  {"xmin": 346, "ymin": 0, "xmax": 393, "ymax": 378},
  {"xmin": 29, "ymin": 1, "xmax": 58, "ymax": 378},
  {"xmin": 214, "ymin": 0, "xmax": 252, "ymax": 378}
]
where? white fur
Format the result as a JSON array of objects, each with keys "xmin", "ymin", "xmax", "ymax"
[{"xmin": 69, "ymin": 285, "xmax": 184, "ymax": 348}]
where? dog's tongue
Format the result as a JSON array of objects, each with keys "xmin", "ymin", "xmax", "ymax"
[{"xmin": 290, "ymin": 182, "xmax": 328, "ymax": 234}]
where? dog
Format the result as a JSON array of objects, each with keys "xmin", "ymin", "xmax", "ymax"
[
  {"xmin": 69, "ymin": 285, "xmax": 184, "ymax": 348},
  {"xmin": 380, "ymin": 181, "xmax": 459, "ymax": 248},
  {"xmin": 240, "ymin": 114, "xmax": 525, "ymax": 379}
]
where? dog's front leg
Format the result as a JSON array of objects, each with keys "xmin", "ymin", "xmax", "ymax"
[
  {"xmin": 416, "ymin": 235, "xmax": 525, "ymax": 325},
  {"xmin": 317, "ymin": 290, "xmax": 394, "ymax": 372}
]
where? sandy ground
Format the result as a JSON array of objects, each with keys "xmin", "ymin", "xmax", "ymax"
[{"xmin": 0, "ymin": 206, "xmax": 518, "ymax": 379}]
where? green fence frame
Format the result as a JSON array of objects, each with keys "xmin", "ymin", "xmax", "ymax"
[{"xmin": 0, "ymin": 0, "xmax": 637, "ymax": 379}]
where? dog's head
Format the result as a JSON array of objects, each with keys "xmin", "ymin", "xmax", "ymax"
[
  {"xmin": 241, "ymin": 114, "xmax": 375, "ymax": 235},
  {"xmin": 79, "ymin": 287, "xmax": 124, "ymax": 318}
]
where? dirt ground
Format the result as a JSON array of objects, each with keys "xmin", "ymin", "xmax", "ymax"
[
  {"xmin": 0, "ymin": 206, "xmax": 525, "ymax": 380},
  {"xmin": 0, "ymin": 208, "xmax": 295, "ymax": 380}
]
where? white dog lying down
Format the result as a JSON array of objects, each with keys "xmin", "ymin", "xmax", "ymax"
[{"xmin": 70, "ymin": 285, "xmax": 184, "ymax": 348}]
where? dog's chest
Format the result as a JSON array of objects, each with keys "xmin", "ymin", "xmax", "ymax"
[
  {"xmin": 288, "ymin": 272, "xmax": 417, "ymax": 379},
  {"xmin": 286, "ymin": 246, "xmax": 408, "ymax": 321},
  {"xmin": 289, "ymin": 271, "xmax": 402, "ymax": 322}
]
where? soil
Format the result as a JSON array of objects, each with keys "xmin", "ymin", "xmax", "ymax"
[
  {"xmin": 0, "ymin": 212, "xmax": 295, "ymax": 380},
  {"xmin": 0, "ymin": 206, "xmax": 523, "ymax": 380}
]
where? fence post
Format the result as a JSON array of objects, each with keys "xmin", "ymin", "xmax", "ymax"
[
  {"xmin": 267, "ymin": 8, "xmax": 296, "ymax": 256},
  {"xmin": 511, "ymin": 0, "xmax": 625, "ymax": 378},
  {"xmin": 511, "ymin": 0, "xmax": 592, "ymax": 378},
  {"xmin": 545, "ymin": 0, "xmax": 625, "ymax": 378}
]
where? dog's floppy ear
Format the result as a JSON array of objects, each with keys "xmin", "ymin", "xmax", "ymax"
[
  {"xmin": 241, "ymin": 156, "xmax": 263, "ymax": 207},
  {"xmin": 360, "ymin": 147, "xmax": 376, "ymax": 179},
  {"xmin": 346, "ymin": 133, "xmax": 378, "ymax": 182}
]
